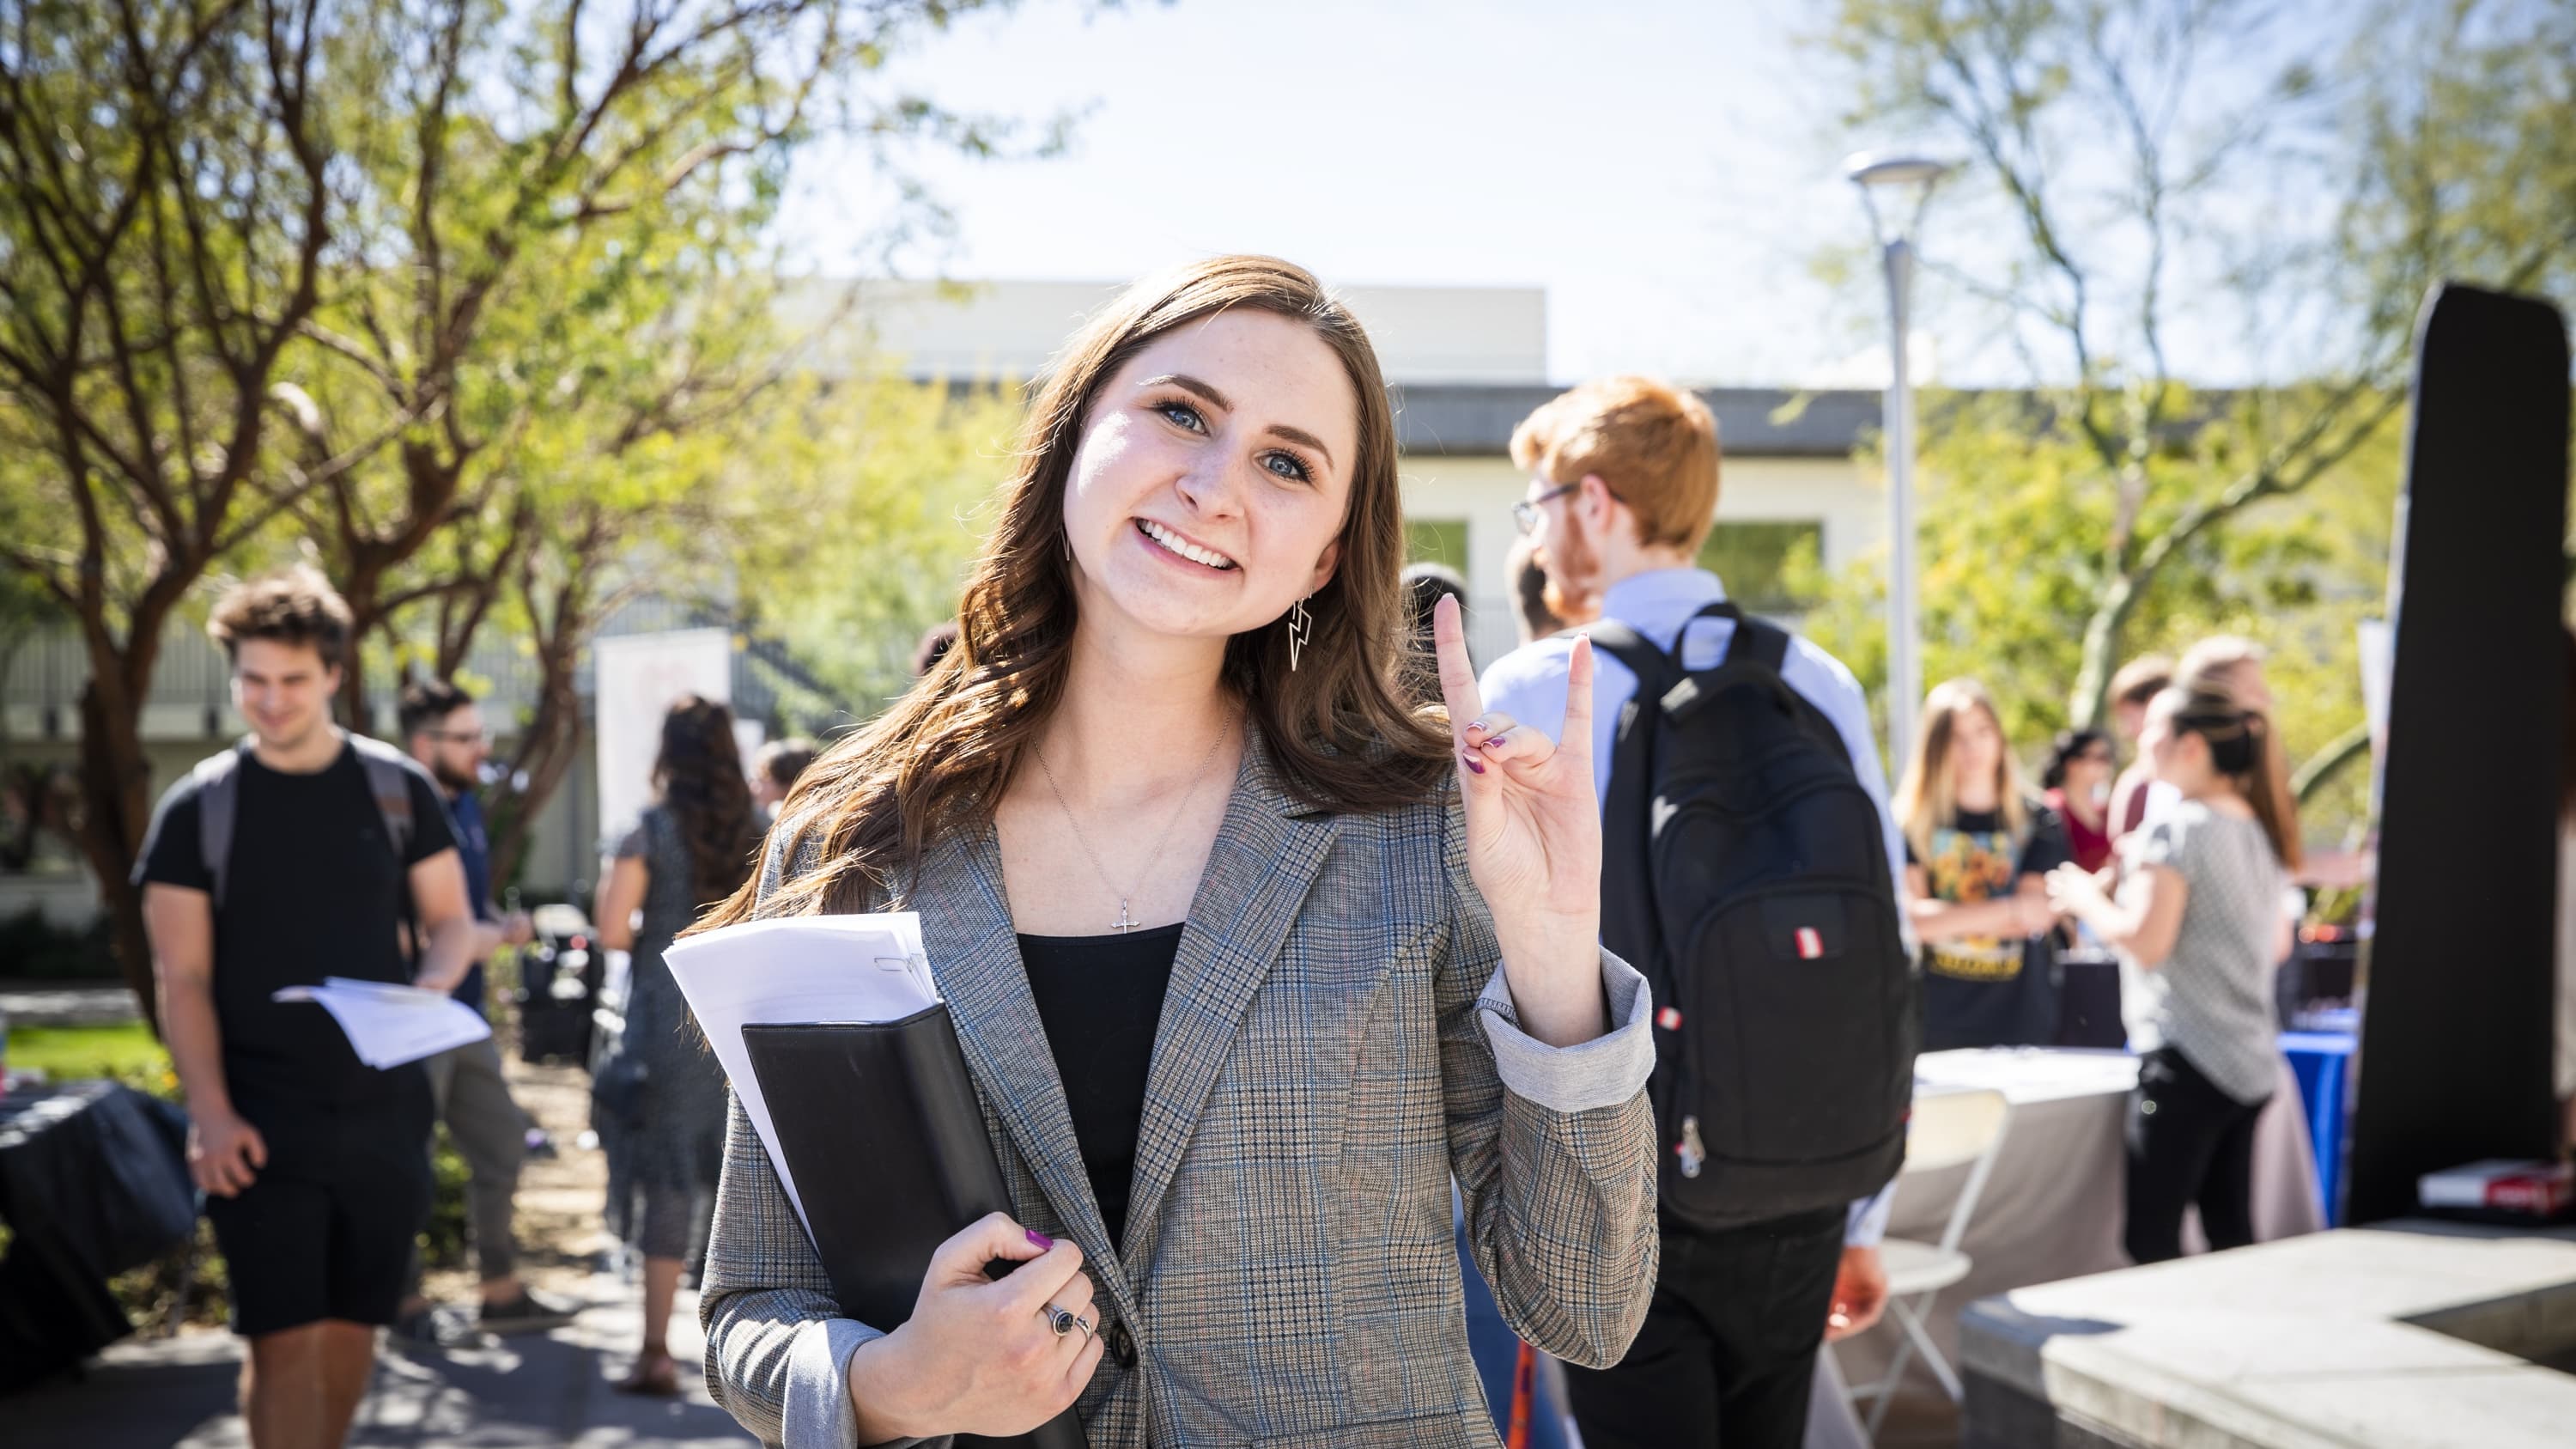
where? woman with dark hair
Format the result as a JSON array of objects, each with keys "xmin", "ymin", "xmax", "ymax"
[
  {"xmin": 2043, "ymin": 728, "xmax": 2117, "ymax": 874},
  {"xmin": 595, "ymin": 693, "xmax": 763, "ymax": 1395},
  {"xmin": 2048, "ymin": 683, "xmax": 2298, "ymax": 1263},
  {"xmin": 750, "ymin": 736, "xmax": 817, "ymax": 823},
  {"xmin": 692, "ymin": 256, "xmax": 1654, "ymax": 1446}
]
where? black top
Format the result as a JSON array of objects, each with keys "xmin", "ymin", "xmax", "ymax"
[
  {"xmin": 1906, "ymin": 801, "xmax": 2075, "ymax": 1050},
  {"xmin": 135, "ymin": 740, "xmax": 456, "ymax": 1115},
  {"xmin": 1018, "ymin": 922, "xmax": 1182, "ymax": 1249}
]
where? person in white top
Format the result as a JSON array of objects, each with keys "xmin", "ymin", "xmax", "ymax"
[
  {"xmin": 1478, "ymin": 376, "xmax": 1911, "ymax": 1449},
  {"xmin": 2048, "ymin": 682, "xmax": 2299, "ymax": 1263}
]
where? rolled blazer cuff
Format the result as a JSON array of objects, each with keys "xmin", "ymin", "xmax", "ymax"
[
  {"xmin": 1475, "ymin": 948, "xmax": 1656, "ymax": 1114},
  {"xmin": 786, "ymin": 1317, "xmax": 927, "ymax": 1449}
]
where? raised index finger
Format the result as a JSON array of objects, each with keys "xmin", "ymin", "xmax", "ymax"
[
  {"xmin": 1561, "ymin": 633, "xmax": 1595, "ymax": 768},
  {"xmin": 1431, "ymin": 593, "xmax": 1483, "ymax": 742}
]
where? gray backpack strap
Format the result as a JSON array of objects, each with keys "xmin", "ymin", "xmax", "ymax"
[
  {"xmin": 191, "ymin": 740, "xmax": 253, "ymax": 911},
  {"xmin": 348, "ymin": 734, "xmax": 416, "ymax": 861},
  {"xmin": 349, "ymin": 734, "xmax": 426, "ymax": 971}
]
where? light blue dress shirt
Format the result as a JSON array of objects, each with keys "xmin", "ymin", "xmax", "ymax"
[{"xmin": 1479, "ymin": 566, "xmax": 1907, "ymax": 1247}]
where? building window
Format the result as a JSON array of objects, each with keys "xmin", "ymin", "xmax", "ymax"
[
  {"xmin": 1406, "ymin": 518, "xmax": 1470, "ymax": 575},
  {"xmin": 1697, "ymin": 521, "xmax": 1823, "ymax": 613}
]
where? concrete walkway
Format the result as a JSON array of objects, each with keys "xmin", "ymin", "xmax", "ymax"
[
  {"xmin": 7, "ymin": 1281, "xmax": 756, "ymax": 1446},
  {"xmin": 4, "ymin": 1005, "xmax": 761, "ymax": 1445},
  {"xmin": 0, "ymin": 978, "xmax": 143, "ymax": 1028}
]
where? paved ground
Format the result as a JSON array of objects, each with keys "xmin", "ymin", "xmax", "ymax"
[
  {"xmin": 9, "ymin": 1282, "xmax": 752, "ymax": 1447},
  {"xmin": 0, "ymin": 978, "xmax": 144, "ymax": 1028},
  {"xmin": 6, "ymin": 1032, "xmax": 759, "ymax": 1446}
]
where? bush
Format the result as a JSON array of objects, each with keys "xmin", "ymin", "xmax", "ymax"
[
  {"xmin": 0, "ymin": 905, "xmax": 120, "ymax": 980},
  {"xmin": 421, "ymin": 1127, "xmax": 473, "ymax": 1272}
]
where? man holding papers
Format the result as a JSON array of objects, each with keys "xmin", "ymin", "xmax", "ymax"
[
  {"xmin": 691, "ymin": 259, "xmax": 1659, "ymax": 1449},
  {"xmin": 135, "ymin": 568, "xmax": 479, "ymax": 1449}
]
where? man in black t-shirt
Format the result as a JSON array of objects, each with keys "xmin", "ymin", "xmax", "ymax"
[{"xmin": 135, "ymin": 568, "xmax": 476, "ymax": 1449}]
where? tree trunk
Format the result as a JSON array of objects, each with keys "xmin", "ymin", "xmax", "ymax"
[
  {"xmin": 2066, "ymin": 570, "xmax": 2143, "ymax": 734},
  {"xmin": 485, "ymin": 663, "xmax": 585, "ymax": 893},
  {"xmin": 73, "ymin": 677, "xmax": 164, "ymax": 1034},
  {"xmin": 2291, "ymin": 721, "xmax": 2373, "ymax": 805}
]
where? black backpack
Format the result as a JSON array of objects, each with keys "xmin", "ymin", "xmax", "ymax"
[{"xmin": 1587, "ymin": 601, "xmax": 1917, "ymax": 1232}]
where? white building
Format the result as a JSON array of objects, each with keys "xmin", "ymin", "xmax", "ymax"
[
  {"xmin": 787, "ymin": 277, "xmax": 1889, "ymax": 662},
  {"xmin": 2, "ymin": 279, "xmax": 1886, "ymax": 915}
]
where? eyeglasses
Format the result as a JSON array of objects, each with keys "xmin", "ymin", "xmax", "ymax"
[{"xmin": 1512, "ymin": 482, "xmax": 1580, "ymax": 535}]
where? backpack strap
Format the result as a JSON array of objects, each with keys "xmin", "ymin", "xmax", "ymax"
[
  {"xmin": 1725, "ymin": 611, "xmax": 1794, "ymax": 673},
  {"xmin": 1657, "ymin": 604, "xmax": 1845, "ymax": 752},
  {"xmin": 347, "ymin": 734, "xmax": 417, "ymax": 861},
  {"xmin": 191, "ymin": 740, "xmax": 253, "ymax": 911},
  {"xmin": 1570, "ymin": 620, "xmax": 1676, "ymax": 750},
  {"xmin": 1567, "ymin": 620, "xmax": 1680, "ymax": 1031},
  {"xmin": 348, "ymin": 734, "xmax": 424, "ymax": 971}
]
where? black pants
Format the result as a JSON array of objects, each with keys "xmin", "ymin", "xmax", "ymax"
[
  {"xmin": 2124, "ymin": 1045, "xmax": 2268, "ymax": 1265},
  {"xmin": 1562, "ymin": 1205, "xmax": 1845, "ymax": 1449}
]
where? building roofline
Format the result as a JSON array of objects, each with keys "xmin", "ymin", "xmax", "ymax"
[{"xmin": 1389, "ymin": 384, "xmax": 1888, "ymax": 458}]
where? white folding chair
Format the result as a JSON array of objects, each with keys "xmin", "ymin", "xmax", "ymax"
[{"xmin": 1844, "ymin": 1087, "xmax": 2011, "ymax": 1441}]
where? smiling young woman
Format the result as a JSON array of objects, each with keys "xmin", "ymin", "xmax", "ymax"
[{"xmin": 691, "ymin": 256, "xmax": 1660, "ymax": 1448}]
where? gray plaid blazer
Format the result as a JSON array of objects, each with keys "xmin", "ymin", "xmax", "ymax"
[{"xmin": 699, "ymin": 729, "xmax": 1659, "ymax": 1448}]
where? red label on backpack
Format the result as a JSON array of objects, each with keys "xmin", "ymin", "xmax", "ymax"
[{"xmin": 1795, "ymin": 927, "xmax": 1824, "ymax": 959}]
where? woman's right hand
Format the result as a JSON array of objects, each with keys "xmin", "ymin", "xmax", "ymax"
[{"xmin": 848, "ymin": 1211, "xmax": 1104, "ymax": 1440}]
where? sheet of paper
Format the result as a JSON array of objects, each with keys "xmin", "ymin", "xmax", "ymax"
[
  {"xmin": 660, "ymin": 912, "xmax": 941, "ymax": 1233},
  {"xmin": 271, "ymin": 978, "xmax": 493, "ymax": 1069}
]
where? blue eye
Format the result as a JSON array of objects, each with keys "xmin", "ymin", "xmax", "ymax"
[
  {"xmin": 1157, "ymin": 401, "xmax": 1206, "ymax": 433},
  {"xmin": 1263, "ymin": 452, "xmax": 1314, "ymax": 483}
]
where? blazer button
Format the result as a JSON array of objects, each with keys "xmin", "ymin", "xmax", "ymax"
[{"xmin": 1106, "ymin": 1321, "xmax": 1138, "ymax": 1368}]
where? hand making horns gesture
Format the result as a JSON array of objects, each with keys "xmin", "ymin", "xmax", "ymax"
[{"xmin": 1431, "ymin": 593, "xmax": 1607, "ymax": 1047}]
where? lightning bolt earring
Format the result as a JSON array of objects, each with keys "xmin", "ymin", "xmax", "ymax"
[{"xmin": 1287, "ymin": 594, "xmax": 1313, "ymax": 673}]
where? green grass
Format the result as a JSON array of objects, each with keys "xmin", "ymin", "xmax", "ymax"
[{"xmin": 6, "ymin": 1021, "xmax": 174, "ymax": 1087}]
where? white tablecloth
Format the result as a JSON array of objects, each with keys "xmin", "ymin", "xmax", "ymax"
[{"xmin": 1807, "ymin": 1047, "xmax": 2327, "ymax": 1448}]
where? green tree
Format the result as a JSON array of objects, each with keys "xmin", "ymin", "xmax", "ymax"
[
  {"xmin": 1, "ymin": 1, "xmax": 349, "ymax": 1022},
  {"xmin": 728, "ymin": 368, "xmax": 1030, "ymax": 722},
  {"xmin": 1808, "ymin": 0, "xmax": 2576, "ymax": 825},
  {"xmin": 0, "ymin": 0, "xmax": 1031, "ymax": 1024}
]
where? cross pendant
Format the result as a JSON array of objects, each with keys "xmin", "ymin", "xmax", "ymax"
[{"xmin": 1110, "ymin": 899, "xmax": 1139, "ymax": 933}]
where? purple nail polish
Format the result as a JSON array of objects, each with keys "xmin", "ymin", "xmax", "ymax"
[
  {"xmin": 1463, "ymin": 754, "xmax": 1486, "ymax": 775},
  {"xmin": 1027, "ymin": 1228, "xmax": 1054, "ymax": 1249},
  {"xmin": 1481, "ymin": 732, "xmax": 1509, "ymax": 748}
]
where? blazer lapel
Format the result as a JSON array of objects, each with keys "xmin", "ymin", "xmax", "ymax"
[
  {"xmin": 906, "ymin": 826, "xmax": 1121, "ymax": 1266},
  {"xmin": 1118, "ymin": 731, "xmax": 1341, "ymax": 1266}
]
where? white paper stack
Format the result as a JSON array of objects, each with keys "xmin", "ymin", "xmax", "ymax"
[
  {"xmin": 271, "ymin": 977, "xmax": 493, "ymax": 1069},
  {"xmin": 660, "ymin": 912, "xmax": 942, "ymax": 1233}
]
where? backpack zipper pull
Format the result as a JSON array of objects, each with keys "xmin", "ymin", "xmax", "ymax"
[{"xmin": 1677, "ymin": 1117, "xmax": 1707, "ymax": 1178}]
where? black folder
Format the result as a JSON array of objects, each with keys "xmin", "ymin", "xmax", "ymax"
[{"xmin": 742, "ymin": 1013, "xmax": 1089, "ymax": 1449}]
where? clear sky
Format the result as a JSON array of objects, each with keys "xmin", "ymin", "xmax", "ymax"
[{"xmin": 774, "ymin": 0, "xmax": 2319, "ymax": 389}]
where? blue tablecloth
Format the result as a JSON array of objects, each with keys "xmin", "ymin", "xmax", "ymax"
[{"xmin": 2279, "ymin": 1031, "xmax": 2355, "ymax": 1225}]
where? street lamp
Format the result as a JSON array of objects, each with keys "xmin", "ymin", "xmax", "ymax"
[{"xmin": 1845, "ymin": 150, "xmax": 1953, "ymax": 774}]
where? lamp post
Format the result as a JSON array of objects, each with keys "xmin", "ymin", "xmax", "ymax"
[{"xmin": 1844, "ymin": 151, "xmax": 1953, "ymax": 772}]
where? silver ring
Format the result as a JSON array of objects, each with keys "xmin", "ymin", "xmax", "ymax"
[{"xmin": 1043, "ymin": 1305, "xmax": 1076, "ymax": 1337}]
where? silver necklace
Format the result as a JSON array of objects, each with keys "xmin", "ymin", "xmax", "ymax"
[{"xmin": 1032, "ymin": 709, "xmax": 1236, "ymax": 932}]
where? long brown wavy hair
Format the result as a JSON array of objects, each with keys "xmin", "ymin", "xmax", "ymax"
[
  {"xmin": 1893, "ymin": 678, "xmax": 2032, "ymax": 863},
  {"xmin": 702, "ymin": 256, "xmax": 1452, "ymax": 925},
  {"xmin": 653, "ymin": 694, "xmax": 763, "ymax": 908}
]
